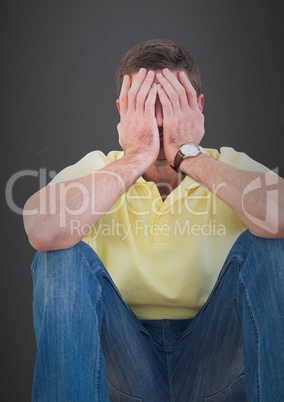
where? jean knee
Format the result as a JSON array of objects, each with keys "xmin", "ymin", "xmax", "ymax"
[
  {"xmin": 31, "ymin": 241, "xmax": 104, "ymax": 311},
  {"xmin": 231, "ymin": 230, "xmax": 283, "ymax": 261},
  {"xmin": 234, "ymin": 231, "xmax": 284, "ymax": 294},
  {"xmin": 245, "ymin": 232, "xmax": 284, "ymax": 267}
]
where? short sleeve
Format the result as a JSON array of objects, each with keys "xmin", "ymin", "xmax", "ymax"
[
  {"xmin": 203, "ymin": 146, "xmax": 271, "ymax": 173},
  {"xmin": 50, "ymin": 150, "xmax": 115, "ymax": 184}
]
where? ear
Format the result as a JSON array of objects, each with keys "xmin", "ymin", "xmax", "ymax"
[
  {"xmin": 116, "ymin": 99, "xmax": 121, "ymax": 114},
  {"xmin": 198, "ymin": 94, "xmax": 204, "ymax": 112}
]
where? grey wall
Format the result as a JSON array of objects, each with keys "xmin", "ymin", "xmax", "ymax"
[{"xmin": 1, "ymin": 0, "xmax": 283, "ymax": 400}]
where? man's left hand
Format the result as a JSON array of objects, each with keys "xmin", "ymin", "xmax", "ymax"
[{"xmin": 156, "ymin": 69, "xmax": 205, "ymax": 164}]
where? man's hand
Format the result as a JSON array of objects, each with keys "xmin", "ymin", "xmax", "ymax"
[
  {"xmin": 117, "ymin": 68, "xmax": 160, "ymax": 166},
  {"xmin": 156, "ymin": 68, "xmax": 205, "ymax": 164}
]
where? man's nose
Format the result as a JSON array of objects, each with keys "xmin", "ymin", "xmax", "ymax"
[{"xmin": 155, "ymin": 98, "xmax": 163, "ymax": 128}]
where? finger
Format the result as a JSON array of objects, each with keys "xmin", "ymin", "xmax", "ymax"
[
  {"xmin": 157, "ymin": 83, "xmax": 174, "ymax": 118},
  {"xmin": 136, "ymin": 70, "xmax": 155, "ymax": 113},
  {"xmin": 144, "ymin": 83, "xmax": 157, "ymax": 117},
  {"xmin": 178, "ymin": 71, "xmax": 199, "ymax": 110},
  {"xmin": 127, "ymin": 68, "xmax": 147, "ymax": 112},
  {"xmin": 119, "ymin": 74, "xmax": 131, "ymax": 115},
  {"xmin": 161, "ymin": 68, "xmax": 189, "ymax": 111},
  {"xmin": 156, "ymin": 71, "xmax": 181, "ymax": 114}
]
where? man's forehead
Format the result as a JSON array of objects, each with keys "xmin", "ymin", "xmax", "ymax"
[{"xmin": 130, "ymin": 69, "xmax": 181, "ymax": 82}]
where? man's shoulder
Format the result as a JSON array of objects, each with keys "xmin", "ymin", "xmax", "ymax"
[
  {"xmin": 77, "ymin": 149, "xmax": 124, "ymax": 165},
  {"xmin": 51, "ymin": 150, "xmax": 124, "ymax": 184},
  {"xmin": 202, "ymin": 146, "xmax": 269, "ymax": 173}
]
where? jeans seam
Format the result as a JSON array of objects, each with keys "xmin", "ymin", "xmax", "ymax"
[
  {"xmin": 179, "ymin": 255, "xmax": 242, "ymax": 343},
  {"xmin": 79, "ymin": 242, "xmax": 144, "ymax": 331},
  {"xmin": 163, "ymin": 322, "xmax": 175, "ymax": 402},
  {"xmin": 95, "ymin": 292, "xmax": 103, "ymax": 402},
  {"xmin": 238, "ymin": 276, "xmax": 261, "ymax": 402},
  {"xmin": 78, "ymin": 241, "xmax": 106, "ymax": 277},
  {"xmin": 77, "ymin": 243, "xmax": 105, "ymax": 402},
  {"xmin": 166, "ymin": 352, "xmax": 175, "ymax": 402}
]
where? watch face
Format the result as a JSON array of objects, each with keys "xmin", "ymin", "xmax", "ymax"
[{"xmin": 180, "ymin": 144, "xmax": 200, "ymax": 157}]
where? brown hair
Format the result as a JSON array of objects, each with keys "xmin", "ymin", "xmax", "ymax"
[{"xmin": 116, "ymin": 38, "xmax": 201, "ymax": 96}]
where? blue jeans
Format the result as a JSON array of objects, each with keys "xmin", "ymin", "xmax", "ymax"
[{"xmin": 31, "ymin": 230, "xmax": 284, "ymax": 401}]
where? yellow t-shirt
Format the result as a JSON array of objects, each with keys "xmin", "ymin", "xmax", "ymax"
[{"xmin": 52, "ymin": 147, "xmax": 269, "ymax": 320}]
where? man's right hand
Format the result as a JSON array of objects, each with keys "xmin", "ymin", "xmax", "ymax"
[
  {"xmin": 117, "ymin": 68, "xmax": 160, "ymax": 167},
  {"xmin": 24, "ymin": 69, "xmax": 161, "ymax": 251}
]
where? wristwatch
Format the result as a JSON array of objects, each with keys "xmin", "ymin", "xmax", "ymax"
[{"xmin": 170, "ymin": 144, "xmax": 202, "ymax": 174}]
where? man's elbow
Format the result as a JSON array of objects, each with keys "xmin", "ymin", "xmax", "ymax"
[
  {"xmin": 272, "ymin": 201, "xmax": 284, "ymax": 239},
  {"xmin": 278, "ymin": 212, "xmax": 284, "ymax": 239},
  {"xmin": 23, "ymin": 214, "xmax": 77, "ymax": 252},
  {"xmin": 23, "ymin": 207, "xmax": 54, "ymax": 252},
  {"xmin": 248, "ymin": 212, "xmax": 284, "ymax": 239},
  {"xmin": 28, "ymin": 235, "xmax": 51, "ymax": 252},
  {"xmin": 23, "ymin": 216, "xmax": 51, "ymax": 251}
]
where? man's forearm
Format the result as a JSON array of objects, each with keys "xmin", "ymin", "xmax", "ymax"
[
  {"xmin": 23, "ymin": 153, "xmax": 149, "ymax": 251},
  {"xmin": 180, "ymin": 154, "xmax": 284, "ymax": 238}
]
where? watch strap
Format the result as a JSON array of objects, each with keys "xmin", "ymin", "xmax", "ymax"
[
  {"xmin": 170, "ymin": 145, "xmax": 201, "ymax": 174},
  {"xmin": 170, "ymin": 150, "xmax": 186, "ymax": 174}
]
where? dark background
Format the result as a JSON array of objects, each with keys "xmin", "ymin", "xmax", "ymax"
[{"xmin": 1, "ymin": 0, "xmax": 283, "ymax": 400}]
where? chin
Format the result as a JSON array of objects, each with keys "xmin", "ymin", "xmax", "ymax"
[
  {"xmin": 155, "ymin": 149, "xmax": 168, "ymax": 165},
  {"xmin": 157, "ymin": 147, "xmax": 165, "ymax": 159}
]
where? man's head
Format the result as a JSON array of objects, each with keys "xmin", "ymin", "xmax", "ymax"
[{"xmin": 116, "ymin": 38, "xmax": 201, "ymax": 97}]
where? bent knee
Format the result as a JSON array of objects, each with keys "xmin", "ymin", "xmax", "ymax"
[{"xmin": 31, "ymin": 241, "xmax": 104, "ymax": 289}]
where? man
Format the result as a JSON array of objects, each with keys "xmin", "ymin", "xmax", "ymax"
[{"xmin": 24, "ymin": 39, "xmax": 284, "ymax": 401}]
